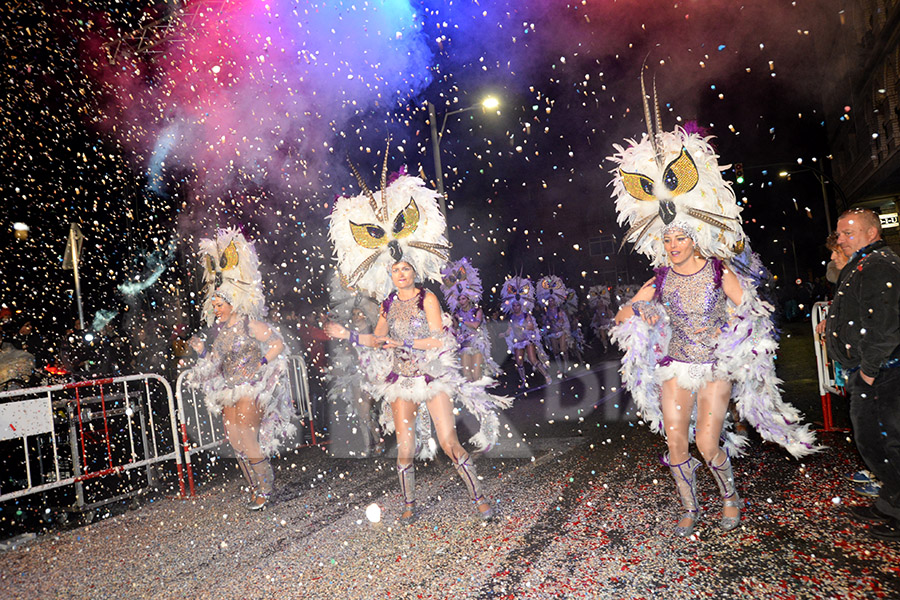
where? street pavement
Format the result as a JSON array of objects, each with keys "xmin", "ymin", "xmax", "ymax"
[{"xmin": 1, "ymin": 322, "xmax": 898, "ymax": 599}]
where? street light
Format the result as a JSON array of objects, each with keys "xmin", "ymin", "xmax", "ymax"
[
  {"xmin": 777, "ymin": 164, "xmax": 848, "ymax": 234},
  {"xmin": 427, "ymin": 96, "xmax": 500, "ymax": 217}
]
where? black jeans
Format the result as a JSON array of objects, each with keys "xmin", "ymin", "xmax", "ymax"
[{"xmin": 848, "ymin": 369, "xmax": 900, "ymax": 520}]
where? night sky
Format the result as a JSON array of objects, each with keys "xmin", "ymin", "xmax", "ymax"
[{"xmin": 2, "ymin": 0, "xmax": 844, "ymax": 344}]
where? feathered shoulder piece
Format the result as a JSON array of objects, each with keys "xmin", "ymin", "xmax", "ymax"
[
  {"xmin": 198, "ymin": 227, "xmax": 265, "ymax": 326},
  {"xmin": 536, "ymin": 275, "xmax": 567, "ymax": 308},
  {"xmin": 500, "ymin": 275, "xmax": 535, "ymax": 315},
  {"xmin": 608, "ymin": 124, "xmax": 746, "ymax": 267},
  {"xmin": 328, "ymin": 144, "xmax": 451, "ymax": 301},
  {"xmin": 440, "ymin": 257, "xmax": 483, "ymax": 312}
]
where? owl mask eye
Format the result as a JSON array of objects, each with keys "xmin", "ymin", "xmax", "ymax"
[
  {"xmin": 541, "ymin": 279, "xmax": 551, "ymax": 289},
  {"xmin": 456, "ymin": 267, "xmax": 467, "ymax": 280},
  {"xmin": 619, "ymin": 147, "xmax": 700, "ymax": 202},
  {"xmin": 220, "ymin": 241, "xmax": 239, "ymax": 270},
  {"xmin": 392, "ymin": 198, "xmax": 420, "ymax": 239},
  {"xmin": 349, "ymin": 222, "xmax": 388, "ymax": 249}
]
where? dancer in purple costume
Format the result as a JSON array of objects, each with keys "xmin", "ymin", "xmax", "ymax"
[
  {"xmin": 188, "ymin": 228, "xmax": 295, "ymax": 511},
  {"xmin": 609, "ymin": 119, "xmax": 820, "ymax": 538}
]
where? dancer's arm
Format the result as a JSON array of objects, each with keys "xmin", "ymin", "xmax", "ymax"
[
  {"xmin": 248, "ymin": 320, "xmax": 285, "ymax": 364},
  {"xmin": 614, "ymin": 278, "xmax": 656, "ymax": 325},
  {"xmin": 324, "ymin": 314, "xmax": 387, "ymax": 347}
]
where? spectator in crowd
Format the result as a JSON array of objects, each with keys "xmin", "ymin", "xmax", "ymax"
[{"xmin": 825, "ymin": 208, "xmax": 900, "ymax": 541}]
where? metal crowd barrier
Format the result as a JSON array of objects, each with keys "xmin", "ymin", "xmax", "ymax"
[
  {"xmin": 0, "ymin": 374, "xmax": 183, "ymax": 523},
  {"xmin": 175, "ymin": 354, "xmax": 319, "ymax": 496},
  {"xmin": 810, "ymin": 301, "xmax": 847, "ymax": 432}
]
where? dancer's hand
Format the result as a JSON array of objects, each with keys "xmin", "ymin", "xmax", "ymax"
[
  {"xmin": 324, "ymin": 322, "xmax": 348, "ymax": 340},
  {"xmin": 189, "ymin": 336, "xmax": 205, "ymax": 355},
  {"xmin": 380, "ymin": 336, "xmax": 401, "ymax": 349}
]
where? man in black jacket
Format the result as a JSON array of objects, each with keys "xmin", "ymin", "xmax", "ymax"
[{"xmin": 826, "ymin": 208, "xmax": 900, "ymax": 541}]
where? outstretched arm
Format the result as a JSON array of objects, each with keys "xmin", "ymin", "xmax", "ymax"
[{"xmin": 614, "ymin": 278, "xmax": 657, "ymax": 325}]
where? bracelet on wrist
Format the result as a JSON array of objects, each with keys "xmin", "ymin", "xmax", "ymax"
[
  {"xmin": 260, "ymin": 356, "xmax": 268, "ymax": 366},
  {"xmin": 403, "ymin": 338, "xmax": 415, "ymax": 349},
  {"xmin": 349, "ymin": 331, "xmax": 359, "ymax": 345}
]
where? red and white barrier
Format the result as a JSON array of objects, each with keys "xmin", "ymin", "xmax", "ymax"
[
  {"xmin": 0, "ymin": 374, "xmax": 183, "ymax": 519},
  {"xmin": 810, "ymin": 301, "xmax": 847, "ymax": 432}
]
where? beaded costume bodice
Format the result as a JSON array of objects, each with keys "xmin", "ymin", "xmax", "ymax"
[
  {"xmin": 660, "ymin": 260, "xmax": 727, "ymax": 364},
  {"xmin": 385, "ymin": 289, "xmax": 432, "ymax": 376},
  {"xmin": 212, "ymin": 317, "xmax": 262, "ymax": 386}
]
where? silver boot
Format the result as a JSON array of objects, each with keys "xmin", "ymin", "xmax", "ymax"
[
  {"xmin": 453, "ymin": 453, "xmax": 493, "ymax": 521},
  {"xmin": 247, "ymin": 458, "xmax": 274, "ymax": 511},
  {"xmin": 397, "ymin": 462, "xmax": 416, "ymax": 523},
  {"xmin": 664, "ymin": 454, "xmax": 702, "ymax": 537},
  {"xmin": 707, "ymin": 451, "xmax": 742, "ymax": 531},
  {"xmin": 236, "ymin": 452, "xmax": 258, "ymax": 495}
]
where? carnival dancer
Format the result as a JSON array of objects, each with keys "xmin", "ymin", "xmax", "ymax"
[
  {"xmin": 324, "ymin": 150, "xmax": 510, "ymax": 522},
  {"xmin": 440, "ymin": 258, "xmax": 500, "ymax": 382},
  {"xmin": 188, "ymin": 228, "xmax": 295, "ymax": 510},
  {"xmin": 587, "ymin": 285, "xmax": 614, "ymax": 353},
  {"xmin": 537, "ymin": 275, "xmax": 571, "ymax": 374},
  {"xmin": 501, "ymin": 275, "xmax": 552, "ymax": 388},
  {"xmin": 326, "ymin": 272, "xmax": 383, "ymax": 456},
  {"xmin": 608, "ymin": 115, "xmax": 820, "ymax": 537}
]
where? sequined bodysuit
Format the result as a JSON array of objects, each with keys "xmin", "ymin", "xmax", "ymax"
[
  {"xmin": 385, "ymin": 289, "xmax": 433, "ymax": 377},
  {"xmin": 658, "ymin": 260, "xmax": 727, "ymax": 364},
  {"xmin": 212, "ymin": 317, "xmax": 263, "ymax": 386}
]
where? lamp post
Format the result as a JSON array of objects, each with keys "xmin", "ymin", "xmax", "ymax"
[
  {"xmin": 777, "ymin": 163, "xmax": 849, "ymax": 234},
  {"xmin": 427, "ymin": 96, "xmax": 499, "ymax": 217}
]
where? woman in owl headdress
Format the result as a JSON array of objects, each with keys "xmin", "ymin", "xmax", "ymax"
[
  {"xmin": 587, "ymin": 285, "xmax": 614, "ymax": 354},
  {"xmin": 324, "ymin": 150, "xmax": 511, "ymax": 523},
  {"xmin": 608, "ymin": 97, "xmax": 820, "ymax": 537},
  {"xmin": 440, "ymin": 257, "xmax": 499, "ymax": 382},
  {"xmin": 500, "ymin": 275, "xmax": 552, "ymax": 388},
  {"xmin": 325, "ymin": 271, "xmax": 383, "ymax": 457},
  {"xmin": 537, "ymin": 275, "xmax": 571, "ymax": 374},
  {"xmin": 187, "ymin": 227, "xmax": 296, "ymax": 511}
]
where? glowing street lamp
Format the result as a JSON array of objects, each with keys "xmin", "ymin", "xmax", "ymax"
[
  {"xmin": 427, "ymin": 96, "xmax": 500, "ymax": 217},
  {"xmin": 778, "ymin": 165, "xmax": 847, "ymax": 234}
]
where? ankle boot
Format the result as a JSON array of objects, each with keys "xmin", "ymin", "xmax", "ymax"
[
  {"xmin": 453, "ymin": 453, "xmax": 493, "ymax": 521},
  {"xmin": 247, "ymin": 458, "xmax": 274, "ymax": 511},
  {"xmin": 664, "ymin": 454, "xmax": 701, "ymax": 537},
  {"xmin": 397, "ymin": 463, "xmax": 416, "ymax": 522},
  {"xmin": 707, "ymin": 451, "xmax": 742, "ymax": 531},
  {"xmin": 236, "ymin": 452, "xmax": 258, "ymax": 495},
  {"xmin": 516, "ymin": 364, "xmax": 527, "ymax": 388}
]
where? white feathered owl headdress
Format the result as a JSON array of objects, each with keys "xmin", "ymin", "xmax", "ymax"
[
  {"xmin": 500, "ymin": 275, "xmax": 536, "ymax": 315},
  {"xmin": 536, "ymin": 275, "xmax": 567, "ymax": 308},
  {"xmin": 328, "ymin": 145, "xmax": 451, "ymax": 301},
  {"xmin": 198, "ymin": 227, "xmax": 265, "ymax": 326},
  {"xmin": 586, "ymin": 285, "xmax": 611, "ymax": 309},
  {"xmin": 608, "ymin": 79, "xmax": 745, "ymax": 267},
  {"xmin": 440, "ymin": 257, "xmax": 483, "ymax": 312}
]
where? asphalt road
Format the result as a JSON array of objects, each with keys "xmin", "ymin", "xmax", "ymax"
[{"xmin": 1, "ymin": 322, "xmax": 898, "ymax": 599}]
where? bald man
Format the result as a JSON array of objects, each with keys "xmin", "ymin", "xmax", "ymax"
[{"xmin": 825, "ymin": 208, "xmax": 900, "ymax": 541}]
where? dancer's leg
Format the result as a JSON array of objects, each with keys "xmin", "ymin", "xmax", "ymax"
[
  {"xmin": 426, "ymin": 392, "xmax": 492, "ymax": 518},
  {"xmin": 697, "ymin": 379, "xmax": 741, "ymax": 529},
  {"xmin": 660, "ymin": 379, "xmax": 698, "ymax": 531},
  {"xmin": 392, "ymin": 398, "xmax": 418, "ymax": 520},
  {"xmin": 470, "ymin": 352, "xmax": 484, "ymax": 381},
  {"xmin": 461, "ymin": 353, "xmax": 476, "ymax": 382}
]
